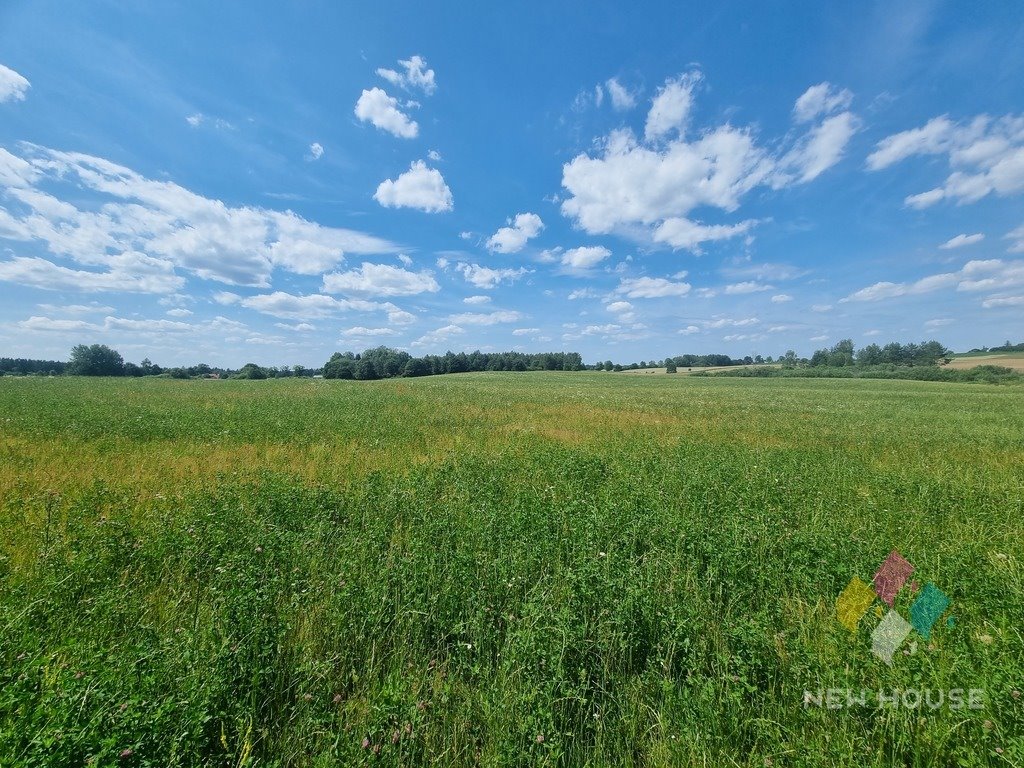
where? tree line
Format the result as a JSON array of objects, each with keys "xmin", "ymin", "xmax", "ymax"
[{"xmin": 323, "ymin": 348, "xmax": 584, "ymax": 379}]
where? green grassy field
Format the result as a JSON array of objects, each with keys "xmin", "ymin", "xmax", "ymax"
[{"xmin": 1, "ymin": 374, "xmax": 1022, "ymax": 767}]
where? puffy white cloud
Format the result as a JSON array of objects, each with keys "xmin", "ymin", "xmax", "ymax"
[
  {"xmin": 561, "ymin": 77, "xmax": 856, "ymax": 251},
  {"xmin": 322, "ymin": 262, "xmax": 439, "ymax": 297},
  {"xmin": 212, "ymin": 291, "xmax": 240, "ymax": 305},
  {"xmin": 567, "ymin": 287, "xmax": 599, "ymax": 300},
  {"xmin": 939, "ymin": 233, "xmax": 984, "ymax": 249},
  {"xmin": 793, "ymin": 82, "xmax": 853, "ymax": 123},
  {"xmin": 561, "ymin": 245, "xmax": 611, "ymax": 270},
  {"xmin": 486, "ymin": 212, "xmax": 544, "ymax": 253},
  {"xmin": 447, "ymin": 310, "xmax": 524, "ymax": 325},
  {"xmin": 771, "ymin": 294, "xmax": 793, "ymax": 303},
  {"xmin": 678, "ymin": 325, "xmax": 700, "ymax": 335},
  {"xmin": 308, "ymin": 142, "xmax": 324, "ymax": 160},
  {"xmin": 17, "ymin": 313, "xmax": 243, "ymax": 337},
  {"xmin": 724, "ymin": 281, "xmax": 773, "ymax": 294},
  {"xmin": 186, "ymin": 113, "xmax": 203, "ymax": 127},
  {"xmin": 454, "ymin": 262, "xmax": 531, "ymax": 289},
  {"xmin": 374, "ymin": 160, "xmax": 453, "ymax": 212},
  {"xmin": 166, "ymin": 308, "xmax": 193, "ymax": 317},
  {"xmin": 645, "ymin": 72, "xmax": 701, "ymax": 141},
  {"xmin": 704, "ymin": 317, "xmax": 759, "ymax": 329},
  {"xmin": 0, "ymin": 145, "xmax": 398, "ymax": 290},
  {"xmin": 867, "ymin": 114, "xmax": 1024, "ymax": 207},
  {"xmin": 616, "ymin": 276, "xmax": 691, "ymax": 298},
  {"xmin": 354, "ymin": 87, "xmax": 418, "ymax": 138},
  {"xmin": 240, "ymin": 292, "xmax": 345, "ymax": 319},
  {"xmin": 512, "ymin": 327, "xmax": 540, "ymax": 336},
  {"xmin": 605, "ymin": 78, "xmax": 637, "ymax": 111},
  {"xmin": 811, "ymin": 304, "xmax": 833, "ymax": 312},
  {"xmin": 463, "ymin": 295, "xmax": 491, "ymax": 305},
  {"xmin": 411, "ymin": 324, "xmax": 464, "ymax": 348},
  {"xmin": 275, "ymin": 322, "xmax": 316, "ymax": 332},
  {"xmin": 605, "ymin": 300, "xmax": 633, "ymax": 313},
  {"xmin": 376, "ymin": 55, "xmax": 436, "ymax": 95},
  {"xmin": 924, "ymin": 318, "xmax": 954, "ymax": 328},
  {"xmin": 0, "ymin": 64, "xmax": 30, "ymax": 103}
]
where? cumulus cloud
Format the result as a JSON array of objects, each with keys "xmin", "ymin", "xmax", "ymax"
[
  {"xmin": 237, "ymin": 290, "xmax": 410, "ymax": 323},
  {"xmin": 939, "ymin": 233, "xmax": 984, "ymax": 249},
  {"xmin": 454, "ymin": 262, "xmax": 531, "ymax": 289},
  {"xmin": 354, "ymin": 87, "xmax": 418, "ymax": 138},
  {"xmin": 1005, "ymin": 223, "xmax": 1024, "ymax": 253},
  {"xmin": 322, "ymin": 262, "xmax": 440, "ymax": 297},
  {"xmin": 486, "ymin": 213, "xmax": 544, "ymax": 253},
  {"xmin": 374, "ymin": 160, "xmax": 453, "ymax": 212},
  {"xmin": 341, "ymin": 326, "xmax": 397, "ymax": 337},
  {"xmin": 560, "ymin": 245, "xmax": 611, "ymax": 270},
  {"xmin": 771, "ymin": 293, "xmax": 793, "ymax": 303},
  {"xmin": 376, "ymin": 55, "xmax": 436, "ymax": 95},
  {"xmin": 0, "ymin": 145, "xmax": 398, "ymax": 291},
  {"xmin": 0, "ymin": 64, "xmax": 30, "ymax": 103},
  {"xmin": 793, "ymin": 82, "xmax": 853, "ymax": 123},
  {"xmin": 512, "ymin": 327, "xmax": 540, "ymax": 336},
  {"xmin": 411, "ymin": 324, "xmax": 464, "ymax": 348},
  {"xmin": 463, "ymin": 295, "xmax": 491, "ymax": 305},
  {"xmin": 17, "ymin": 313, "xmax": 245, "ymax": 337},
  {"xmin": 867, "ymin": 114, "xmax": 1024, "ymax": 208},
  {"xmin": 561, "ymin": 75, "xmax": 856, "ymax": 252},
  {"xmin": 645, "ymin": 72, "xmax": 701, "ymax": 141},
  {"xmin": 615, "ymin": 276, "xmax": 691, "ymax": 298},
  {"xmin": 308, "ymin": 142, "xmax": 324, "ymax": 161}
]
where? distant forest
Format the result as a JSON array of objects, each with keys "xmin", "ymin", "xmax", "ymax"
[{"xmin": 0, "ymin": 338, "xmax": 1018, "ymax": 381}]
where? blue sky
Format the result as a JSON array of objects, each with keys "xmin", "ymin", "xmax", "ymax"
[{"xmin": 1, "ymin": 0, "xmax": 1022, "ymax": 367}]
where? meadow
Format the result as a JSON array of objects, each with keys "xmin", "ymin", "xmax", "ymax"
[{"xmin": 0, "ymin": 373, "xmax": 1022, "ymax": 767}]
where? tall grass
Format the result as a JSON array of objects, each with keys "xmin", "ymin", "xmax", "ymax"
[{"xmin": 1, "ymin": 374, "xmax": 1021, "ymax": 766}]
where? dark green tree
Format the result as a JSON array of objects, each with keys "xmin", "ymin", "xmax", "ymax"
[{"xmin": 67, "ymin": 344, "xmax": 124, "ymax": 376}]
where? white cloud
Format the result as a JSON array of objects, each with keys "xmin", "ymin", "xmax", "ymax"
[
  {"xmin": 463, "ymin": 295, "xmax": 491, "ymax": 305},
  {"xmin": 793, "ymin": 83, "xmax": 853, "ymax": 123},
  {"xmin": 561, "ymin": 245, "xmax": 611, "ymax": 270},
  {"xmin": 447, "ymin": 310, "xmax": 524, "ymax": 325},
  {"xmin": 354, "ymin": 87, "xmax": 418, "ymax": 138},
  {"xmin": 186, "ymin": 114, "xmax": 203, "ymax": 127},
  {"xmin": 166, "ymin": 308, "xmax": 193, "ymax": 317},
  {"xmin": 678, "ymin": 325, "xmax": 700, "ymax": 335},
  {"xmin": 567, "ymin": 287, "xmax": 599, "ymax": 300},
  {"xmin": 0, "ymin": 145, "xmax": 398, "ymax": 290},
  {"xmin": 376, "ymin": 55, "xmax": 436, "ymax": 95},
  {"xmin": 455, "ymin": 262, "xmax": 531, "ymax": 289},
  {"xmin": 37, "ymin": 303, "xmax": 114, "ymax": 315},
  {"xmin": 0, "ymin": 64, "xmax": 30, "ymax": 103},
  {"xmin": 939, "ymin": 233, "xmax": 984, "ymax": 249},
  {"xmin": 240, "ymin": 292, "xmax": 345, "ymax": 319},
  {"xmin": 616, "ymin": 276, "xmax": 691, "ymax": 298},
  {"xmin": 341, "ymin": 326, "xmax": 397, "ymax": 337},
  {"xmin": 374, "ymin": 160, "xmax": 453, "ymax": 212},
  {"xmin": 924, "ymin": 318, "xmax": 954, "ymax": 328},
  {"xmin": 486, "ymin": 212, "xmax": 544, "ymax": 253},
  {"xmin": 605, "ymin": 78, "xmax": 637, "ymax": 111},
  {"xmin": 322, "ymin": 262, "xmax": 439, "ymax": 297},
  {"xmin": 811, "ymin": 303, "xmax": 833, "ymax": 312},
  {"xmin": 561, "ymin": 77, "xmax": 855, "ymax": 252},
  {"xmin": 605, "ymin": 300, "xmax": 633, "ymax": 313},
  {"xmin": 17, "ymin": 313, "xmax": 244, "ymax": 337},
  {"xmin": 0, "ymin": 254, "xmax": 183, "ymax": 294},
  {"xmin": 512, "ymin": 327, "xmax": 540, "ymax": 336},
  {"xmin": 308, "ymin": 142, "xmax": 324, "ymax": 161},
  {"xmin": 724, "ymin": 281, "xmax": 773, "ymax": 294},
  {"xmin": 982, "ymin": 295, "xmax": 1024, "ymax": 308},
  {"xmin": 867, "ymin": 114, "xmax": 1024, "ymax": 207},
  {"xmin": 212, "ymin": 291, "xmax": 240, "ymax": 305},
  {"xmin": 1006, "ymin": 223, "xmax": 1024, "ymax": 253},
  {"xmin": 645, "ymin": 72, "xmax": 701, "ymax": 141},
  {"xmin": 411, "ymin": 324, "xmax": 464, "ymax": 348},
  {"xmin": 771, "ymin": 293, "xmax": 793, "ymax": 303},
  {"xmin": 275, "ymin": 322, "xmax": 316, "ymax": 332},
  {"xmin": 842, "ymin": 259, "xmax": 1024, "ymax": 302},
  {"xmin": 704, "ymin": 317, "xmax": 759, "ymax": 329}
]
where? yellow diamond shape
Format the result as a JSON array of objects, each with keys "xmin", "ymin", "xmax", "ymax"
[{"xmin": 836, "ymin": 576, "xmax": 875, "ymax": 631}]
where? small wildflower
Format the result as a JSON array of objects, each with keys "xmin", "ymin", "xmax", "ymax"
[
  {"xmin": 255, "ymin": 546, "xmax": 263, "ymax": 553},
  {"xmin": 391, "ymin": 729, "xmax": 400, "ymax": 744},
  {"xmin": 119, "ymin": 749, "xmax": 134, "ymax": 759},
  {"xmin": 979, "ymin": 634, "xmax": 994, "ymax": 645},
  {"xmin": 75, "ymin": 671, "xmax": 84, "ymax": 680},
  {"xmin": 371, "ymin": 744, "xmax": 381, "ymax": 755},
  {"xmin": 535, "ymin": 734, "xmax": 545, "ymax": 744},
  {"xmin": 303, "ymin": 693, "xmax": 313, "ymax": 701},
  {"xmin": 1012, "ymin": 690, "xmax": 1021, "ymax": 699},
  {"xmin": 404, "ymin": 722, "xmax": 412, "ymax": 735},
  {"xmin": 333, "ymin": 694, "xmax": 343, "ymax": 704},
  {"xmin": 983, "ymin": 719, "xmax": 993, "ymax": 730},
  {"xmin": 416, "ymin": 700, "xmax": 427, "ymax": 711},
  {"xmin": 361, "ymin": 737, "xmax": 370, "ymax": 749},
  {"xmin": 996, "ymin": 747, "xmax": 1004, "ymax": 754}
]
